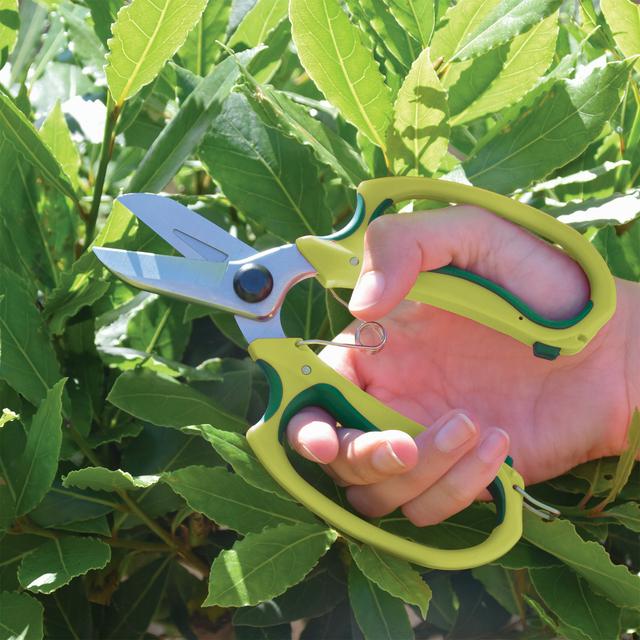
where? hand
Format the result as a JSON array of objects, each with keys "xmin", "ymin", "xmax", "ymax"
[{"xmin": 287, "ymin": 205, "xmax": 639, "ymax": 526}]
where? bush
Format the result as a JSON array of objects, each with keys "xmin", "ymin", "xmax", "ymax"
[{"xmin": 0, "ymin": 0, "xmax": 639, "ymax": 638}]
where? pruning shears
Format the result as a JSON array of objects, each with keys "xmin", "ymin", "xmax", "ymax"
[{"xmin": 94, "ymin": 177, "xmax": 616, "ymax": 570}]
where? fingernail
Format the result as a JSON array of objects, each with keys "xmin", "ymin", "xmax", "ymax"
[
  {"xmin": 434, "ymin": 414, "xmax": 476, "ymax": 453},
  {"xmin": 372, "ymin": 441, "xmax": 406, "ymax": 473},
  {"xmin": 301, "ymin": 443, "xmax": 324, "ymax": 464},
  {"xmin": 477, "ymin": 430, "xmax": 509, "ymax": 464},
  {"xmin": 349, "ymin": 271, "xmax": 385, "ymax": 312}
]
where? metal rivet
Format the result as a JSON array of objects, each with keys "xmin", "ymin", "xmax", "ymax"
[
  {"xmin": 349, "ymin": 257, "xmax": 359, "ymax": 266},
  {"xmin": 301, "ymin": 365, "xmax": 312, "ymax": 375}
]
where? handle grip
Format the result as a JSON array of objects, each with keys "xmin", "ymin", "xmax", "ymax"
[
  {"xmin": 247, "ymin": 338, "xmax": 524, "ymax": 570},
  {"xmin": 296, "ymin": 177, "xmax": 616, "ymax": 358}
]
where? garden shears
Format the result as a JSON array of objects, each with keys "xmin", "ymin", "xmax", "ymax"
[{"xmin": 94, "ymin": 177, "xmax": 616, "ymax": 570}]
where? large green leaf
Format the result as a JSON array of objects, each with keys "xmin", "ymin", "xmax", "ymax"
[
  {"xmin": 204, "ymin": 522, "xmax": 337, "ymax": 606},
  {"xmin": 41, "ymin": 579, "xmax": 93, "ymax": 640},
  {"xmin": 0, "ymin": 269, "xmax": 61, "ymax": 405},
  {"xmin": 472, "ymin": 565, "xmax": 521, "ymax": 615},
  {"xmin": 592, "ymin": 219, "xmax": 640, "ymax": 281},
  {"xmin": 0, "ymin": 90, "xmax": 75, "ymax": 200},
  {"xmin": 348, "ymin": 562, "xmax": 413, "ymax": 640},
  {"xmin": 385, "ymin": 0, "xmax": 435, "ymax": 47},
  {"xmin": 105, "ymin": 0, "xmax": 208, "ymax": 106},
  {"xmin": 387, "ymin": 47, "xmax": 449, "ymax": 176},
  {"xmin": 290, "ymin": 0, "xmax": 393, "ymax": 151},
  {"xmin": 530, "ymin": 566, "xmax": 621, "ymax": 640},
  {"xmin": 0, "ymin": 0, "xmax": 19, "ymax": 62},
  {"xmin": 0, "ymin": 380, "xmax": 66, "ymax": 517},
  {"xmin": 129, "ymin": 49, "xmax": 258, "ymax": 193},
  {"xmin": 603, "ymin": 503, "xmax": 640, "ymax": 533},
  {"xmin": 107, "ymin": 369, "xmax": 246, "ymax": 432},
  {"xmin": 62, "ymin": 467, "xmax": 159, "ymax": 492},
  {"xmin": 18, "ymin": 536, "xmax": 111, "ymax": 594},
  {"xmin": 164, "ymin": 465, "xmax": 315, "ymax": 534},
  {"xmin": 0, "ymin": 591, "xmax": 43, "ymax": 640},
  {"xmin": 198, "ymin": 92, "xmax": 332, "ymax": 241},
  {"xmin": 228, "ymin": 0, "xmax": 287, "ymax": 48},
  {"xmin": 602, "ymin": 0, "xmax": 640, "ymax": 71},
  {"xmin": 523, "ymin": 511, "xmax": 640, "ymax": 609},
  {"xmin": 349, "ymin": 543, "xmax": 432, "ymax": 617},
  {"xmin": 463, "ymin": 58, "xmax": 631, "ymax": 193},
  {"xmin": 451, "ymin": 0, "xmax": 562, "ymax": 61},
  {"xmin": 0, "ymin": 535, "xmax": 44, "ymax": 592}
]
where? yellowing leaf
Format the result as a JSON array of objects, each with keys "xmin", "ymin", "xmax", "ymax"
[
  {"xmin": 602, "ymin": 0, "xmax": 640, "ymax": 71},
  {"xmin": 106, "ymin": 0, "xmax": 208, "ymax": 106}
]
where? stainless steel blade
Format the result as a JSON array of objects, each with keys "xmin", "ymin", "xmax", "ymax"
[{"xmin": 117, "ymin": 193, "xmax": 255, "ymax": 261}]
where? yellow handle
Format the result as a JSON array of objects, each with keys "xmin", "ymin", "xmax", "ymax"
[
  {"xmin": 247, "ymin": 338, "xmax": 524, "ymax": 570},
  {"xmin": 297, "ymin": 177, "xmax": 616, "ymax": 357}
]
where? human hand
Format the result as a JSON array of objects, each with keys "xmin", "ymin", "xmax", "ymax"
[{"xmin": 287, "ymin": 205, "xmax": 639, "ymax": 526}]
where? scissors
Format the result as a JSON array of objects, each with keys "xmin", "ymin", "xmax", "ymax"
[{"xmin": 94, "ymin": 176, "xmax": 615, "ymax": 570}]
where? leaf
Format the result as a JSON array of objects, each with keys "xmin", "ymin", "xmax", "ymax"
[
  {"xmin": 235, "ymin": 624, "xmax": 291, "ymax": 640},
  {"xmin": 129, "ymin": 49, "xmax": 259, "ymax": 193},
  {"xmin": 472, "ymin": 565, "xmax": 521, "ymax": 615},
  {"xmin": 0, "ymin": 535, "xmax": 44, "ymax": 592},
  {"xmin": 385, "ymin": 0, "xmax": 435, "ymax": 48},
  {"xmin": 55, "ymin": 515, "xmax": 111, "ymax": 537},
  {"xmin": 550, "ymin": 189, "xmax": 640, "ymax": 230},
  {"xmin": 522, "ymin": 511, "xmax": 640, "ymax": 609},
  {"xmin": 348, "ymin": 562, "xmax": 413, "ymax": 640},
  {"xmin": 228, "ymin": 0, "xmax": 287, "ymax": 48},
  {"xmin": 62, "ymin": 467, "xmax": 159, "ymax": 492},
  {"xmin": 107, "ymin": 369, "xmax": 246, "ymax": 432},
  {"xmin": 198, "ymin": 92, "xmax": 332, "ymax": 241},
  {"xmin": 449, "ymin": 11, "xmax": 559, "ymax": 125},
  {"xmin": 602, "ymin": 0, "xmax": 640, "ymax": 72},
  {"xmin": 178, "ymin": 1, "xmax": 229, "ymax": 76},
  {"xmin": 41, "ymin": 579, "xmax": 93, "ymax": 640},
  {"xmin": 0, "ymin": 91, "xmax": 75, "ymax": 201},
  {"xmin": 195, "ymin": 424, "xmax": 291, "ymax": 500},
  {"xmin": 18, "ymin": 536, "xmax": 111, "ymax": 594},
  {"xmin": 105, "ymin": 0, "xmax": 208, "ymax": 106},
  {"xmin": 164, "ymin": 465, "xmax": 315, "ymax": 534},
  {"xmin": 592, "ymin": 220, "xmax": 640, "ymax": 281},
  {"xmin": 84, "ymin": 0, "xmax": 123, "ymax": 47},
  {"xmin": 0, "ymin": 591, "xmax": 44, "ymax": 640},
  {"xmin": 204, "ymin": 523, "xmax": 337, "ymax": 607},
  {"xmin": 1, "ymin": 380, "xmax": 66, "ymax": 517},
  {"xmin": 463, "ymin": 58, "xmax": 631, "ymax": 193},
  {"xmin": 387, "ymin": 47, "xmax": 449, "ymax": 176},
  {"xmin": 349, "ymin": 543, "xmax": 431, "ymax": 618},
  {"xmin": 603, "ymin": 502, "xmax": 640, "ymax": 532},
  {"xmin": 0, "ymin": 0, "xmax": 19, "ymax": 62},
  {"xmin": 102, "ymin": 558, "xmax": 171, "ymax": 639},
  {"xmin": 451, "ymin": 0, "xmax": 562, "ymax": 61},
  {"xmin": 530, "ymin": 566, "xmax": 622, "ymax": 640},
  {"xmin": 290, "ymin": 0, "xmax": 393, "ymax": 151},
  {"xmin": 39, "ymin": 103, "xmax": 80, "ymax": 193}
]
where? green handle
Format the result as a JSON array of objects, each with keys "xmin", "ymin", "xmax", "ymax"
[{"xmin": 296, "ymin": 177, "xmax": 616, "ymax": 358}]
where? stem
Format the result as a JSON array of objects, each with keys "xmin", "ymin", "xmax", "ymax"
[
  {"xmin": 85, "ymin": 94, "xmax": 121, "ymax": 247},
  {"xmin": 138, "ymin": 305, "xmax": 172, "ymax": 367}
]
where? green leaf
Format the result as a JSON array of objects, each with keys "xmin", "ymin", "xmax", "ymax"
[
  {"xmin": 385, "ymin": 0, "xmax": 435, "ymax": 48},
  {"xmin": 1, "ymin": 380, "xmax": 66, "ymax": 517},
  {"xmin": 0, "ymin": 591, "xmax": 43, "ymax": 640},
  {"xmin": 0, "ymin": 535, "xmax": 44, "ymax": 592},
  {"xmin": 387, "ymin": 47, "xmax": 449, "ymax": 176},
  {"xmin": 198, "ymin": 92, "xmax": 332, "ymax": 241},
  {"xmin": 0, "ymin": 90, "xmax": 75, "ymax": 201},
  {"xmin": 451, "ymin": 0, "xmax": 562, "ymax": 61},
  {"xmin": 84, "ymin": 0, "xmax": 123, "ymax": 47},
  {"xmin": 530, "ymin": 566, "xmax": 621, "ymax": 640},
  {"xmin": 228, "ymin": 0, "xmax": 287, "ymax": 49},
  {"xmin": 602, "ymin": 0, "xmax": 640, "ymax": 71},
  {"xmin": 549, "ymin": 189, "xmax": 640, "ymax": 230},
  {"xmin": 62, "ymin": 467, "xmax": 159, "ymax": 492},
  {"xmin": 348, "ymin": 562, "xmax": 413, "ymax": 640},
  {"xmin": 449, "ymin": 11, "xmax": 558, "ymax": 125},
  {"xmin": 195, "ymin": 424, "xmax": 291, "ymax": 500},
  {"xmin": 235, "ymin": 624, "xmax": 291, "ymax": 640},
  {"xmin": 472, "ymin": 565, "xmax": 521, "ymax": 615},
  {"xmin": 129, "ymin": 49, "xmax": 259, "ymax": 193},
  {"xmin": 349, "ymin": 543, "xmax": 431, "ymax": 618},
  {"xmin": 105, "ymin": 0, "xmax": 208, "ymax": 106},
  {"xmin": 592, "ymin": 220, "xmax": 640, "ymax": 281},
  {"xmin": 290, "ymin": 0, "xmax": 393, "ymax": 151},
  {"xmin": 107, "ymin": 369, "xmax": 246, "ymax": 432},
  {"xmin": 237, "ymin": 71, "xmax": 369, "ymax": 187},
  {"xmin": 164, "ymin": 465, "xmax": 315, "ymax": 534},
  {"xmin": 204, "ymin": 523, "xmax": 337, "ymax": 607},
  {"xmin": 55, "ymin": 515, "xmax": 111, "ymax": 536},
  {"xmin": 0, "ymin": 0, "xmax": 19, "ymax": 62},
  {"xmin": 18, "ymin": 536, "xmax": 110, "ymax": 594},
  {"xmin": 41, "ymin": 579, "xmax": 93, "ymax": 640},
  {"xmin": 178, "ymin": 1, "xmax": 229, "ymax": 76},
  {"xmin": 522, "ymin": 511, "xmax": 640, "ymax": 609},
  {"xmin": 602, "ymin": 502, "xmax": 640, "ymax": 532},
  {"xmin": 39, "ymin": 102, "xmax": 80, "ymax": 192},
  {"xmin": 463, "ymin": 58, "xmax": 631, "ymax": 193}
]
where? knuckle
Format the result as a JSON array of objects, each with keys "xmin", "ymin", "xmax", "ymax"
[
  {"xmin": 442, "ymin": 480, "xmax": 475, "ymax": 509},
  {"xmin": 401, "ymin": 502, "xmax": 433, "ymax": 527}
]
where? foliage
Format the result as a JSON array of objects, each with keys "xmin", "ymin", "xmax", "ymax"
[{"xmin": 0, "ymin": 0, "xmax": 638, "ymax": 638}]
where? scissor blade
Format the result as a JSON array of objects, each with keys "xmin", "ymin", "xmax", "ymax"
[
  {"xmin": 93, "ymin": 247, "xmax": 236, "ymax": 310},
  {"xmin": 117, "ymin": 193, "xmax": 255, "ymax": 261}
]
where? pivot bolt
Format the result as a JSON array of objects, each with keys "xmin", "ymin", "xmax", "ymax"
[{"xmin": 233, "ymin": 263, "xmax": 274, "ymax": 303}]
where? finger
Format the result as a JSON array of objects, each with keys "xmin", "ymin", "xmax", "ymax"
[
  {"xmin": 346, "ymin": 410, "xmax": 479, "ymax": 517},
  {"xmin": 401, "ymin": 428, "xmax": 510, "ymax": 527},
  {"xmin": 287, "ymin": 407, "xmax": 339, "ymax": 464},
  {"xmin": 325, "ymin": 428, "xmax": 419, "ymax": 486}
]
